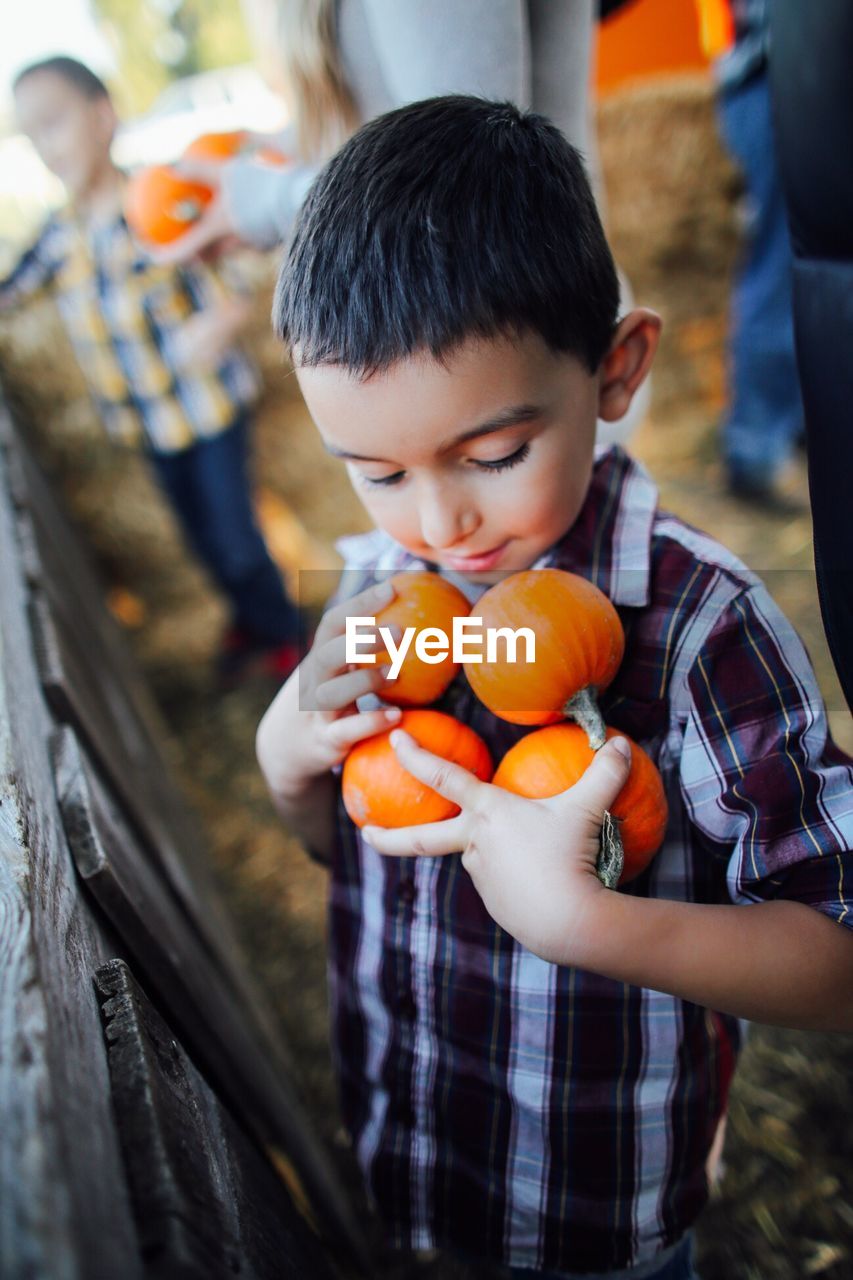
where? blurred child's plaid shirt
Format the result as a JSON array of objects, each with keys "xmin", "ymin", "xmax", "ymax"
[{"xmin": 0, "ymin": 204, "xmax": 260, "ymax": 453}]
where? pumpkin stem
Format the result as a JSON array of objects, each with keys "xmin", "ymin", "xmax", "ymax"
[
  {"xmin": 596, "ymin": 811, "xmax": 624, "ymax": 888},
  {"xmin": 564, "ymin": 686, "xmax": 606, "ymax": 750}
]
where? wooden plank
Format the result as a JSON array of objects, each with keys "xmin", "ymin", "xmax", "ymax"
[
  {"xmin": 0, "ymin": 421, "xmax": 143, "ymax": 1280},
  {"xmin": 96, "ymin": 960, "xmax": 344, "ymax": 1280},
  {"xmin": 55, "ymin": 725, "xmax": 369, "ymax": 1273},
  {"xmin": 9, "ymin": 422, "xmax": 297, "ymax": 1065}
]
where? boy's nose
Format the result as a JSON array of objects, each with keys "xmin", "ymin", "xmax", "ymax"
[{"xmin": 418, "ymin": 488, "xmax": 479, "ymax": 551}]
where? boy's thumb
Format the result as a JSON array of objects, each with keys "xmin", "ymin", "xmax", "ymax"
[{"xmin": 564, "ymin": 736, "xmax": 632, "ymax": 817}]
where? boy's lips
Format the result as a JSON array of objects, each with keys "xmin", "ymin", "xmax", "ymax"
[{"xmin": 440, "ymin": 541, "xmax": 510, "ymax": 572}]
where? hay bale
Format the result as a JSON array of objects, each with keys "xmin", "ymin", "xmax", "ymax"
[{"xmin": 598, "ymin": 75, "xmax": 741, "ymax": 318}]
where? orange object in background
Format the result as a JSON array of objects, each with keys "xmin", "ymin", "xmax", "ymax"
[
  {"xmin": 124, "ymin": 165, "xmax": 214, "ymax": 246},
  {"xmin": 694, "ymin": 0, "xmax": 736, "ymax": 60},
  {"xmin": 183, "ymin": 130, "xmax": 248, "ymax": 161},
  {"xmin": 253, "ymin": 146, "xmax": 288, "ymax": 167},
  {"xmin": 597, "ymin": 0, "xmax": 709, "ymax": 95}
]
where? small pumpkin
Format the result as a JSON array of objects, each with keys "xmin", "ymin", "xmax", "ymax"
[
  {"xmin": 372, "ymin": 571, "xmax": 471, "ymax": 707},
  {"xmin": 342, "ymin": 709, "xmax": 492, "ymax": 829},
  {"xmin": 463, "ymin": 568, "xmax": 624, "ymax": 748},
  {"xmin": 493, "ymin": 723, "xmax": 667, "ymax": 883},
  {"xmin": 182, "ymin": 130, "xmax": 249, "ymax": 161},
  {"xmin": 124, "ymin": 165, "xmax": 213, "ymax": 246}
]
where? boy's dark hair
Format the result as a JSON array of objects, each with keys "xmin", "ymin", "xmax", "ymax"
[
  {"xmin": 274, "ymin": 95, "xmax": 620, "ymax": 376},
  {"xmin": 14, "ymin": 55, "xmax": 109, "ymax": 101}
]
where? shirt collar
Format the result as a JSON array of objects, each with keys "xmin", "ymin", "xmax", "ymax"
[
  {"xmin": 335, "ymin": 445, "xmax": 658, "ymax": 609},
  {"xmin": 537, "ymin": 444, "xmax": 657, "ymax": 608}
]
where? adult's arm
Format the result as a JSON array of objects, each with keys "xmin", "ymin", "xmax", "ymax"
[
  {"xmin": 222, "ymin": 0, "xmax": 595, "ymax": 249},
  {"xmin": 768, "ymin": 0, "xmax": 853, "ymax": 712}
]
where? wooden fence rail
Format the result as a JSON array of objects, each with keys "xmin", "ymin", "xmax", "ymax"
[{"xmin": 0, "ymin": 395, "xmax": 368, "ymax": 1280}]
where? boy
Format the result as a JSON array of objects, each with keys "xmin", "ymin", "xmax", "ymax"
[
  {"xmin": 0, "ymin": 56, "xmax": 300, "ymax": 683},
  {"xmin": 256, "ymin": 97, "xmax": 853, "ymax": 1277}
]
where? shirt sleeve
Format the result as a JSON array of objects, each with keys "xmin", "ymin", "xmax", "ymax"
[
  {"xmin": 220, "ymin": 154, "xmax": 321, "ymax": 250},
  {"xmin": 679, "ymin": 583, "xmax": 853, "ymax": 928},
  {"xmin": 0, "ymin": 219, "xmax": 62, "ymax": 309}
]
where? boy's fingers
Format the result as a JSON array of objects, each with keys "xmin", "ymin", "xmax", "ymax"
[
  {"xmin": 387, "ymin": 729, "xmax": 483, "ymax": 809},
  {"xmin": 317, "ymin": 580, "xmax": 396, "ymax": 643},
  {"xmin": 326, "ymin": 706, "xmax": 402, "ymax": 751},
  {"xmin": 555, "ymin": 737, "xmax": 632, "ymax": 819},
  {"xmin": 148, "ymin": 219, "xmax": 219, "ymax": 264},
  {"xmin": 314, "ymin": 665, "xmax": 391, "ymax": 711},
  {"xmin": 314, "ymin": 624, "xmax": 401, "ymax": 682},
  {"xmin": 362, "ymin": 813, "xmax": 468, "ymax": 858}
]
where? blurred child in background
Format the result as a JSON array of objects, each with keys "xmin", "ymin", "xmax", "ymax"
[{"xmin": 0, "ymin": 56, "xmax": 301, "ymax": 685}]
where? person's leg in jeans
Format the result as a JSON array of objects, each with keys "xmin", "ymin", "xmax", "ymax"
[
  {"xmin": 716, "ymin": 71, "xmax": 804, "ymax": 495},
  {"xmin": 150, "ymin": 416, "xmax": 300, "ymax": 652}
]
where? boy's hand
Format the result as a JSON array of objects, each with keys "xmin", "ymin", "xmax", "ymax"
[
  {"xmin": 256, "ymin": 580, "xmax": 404, "ymax": 803},
  {"xmin": 363, "ymin": 730, "xmax": 633, "ymax": 965},
  {"xmin": 172, "ymin": 296, "xmax": 250, "ymax": 373}
]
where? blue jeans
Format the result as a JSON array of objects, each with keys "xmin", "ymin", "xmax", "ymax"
[
  {"xmin": 150, "ymin": 416, "xmax": 299, "ymax": 645},
  {"xmin": 509, "ymin": 1233, "xmax": 698, "ymax": 1280},
  {"xmin": 717, "ymin": 71, "xmax": 804, "ymax": 485}
]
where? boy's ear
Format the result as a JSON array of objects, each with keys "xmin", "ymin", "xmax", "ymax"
[{"xmin": 597, "ymin": 309, "xmax": 661, "ymax": 423}]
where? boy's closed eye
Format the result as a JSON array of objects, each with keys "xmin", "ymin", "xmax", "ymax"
[{"xmin": 356, "ymin": 440, "xmax": 532, "ymax": 488}]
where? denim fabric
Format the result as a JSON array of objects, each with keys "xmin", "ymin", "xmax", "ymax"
[
  {"xmin": 150, "ymin": 415, "xmax": 299, "ymax": 645},
  {"xmin": 508, "ymin": 1232, "xmax": 698, "ymax": 1280},
  {"xmin": 717, "ymin": 72, "xmax": 804, "ymax": 486}
]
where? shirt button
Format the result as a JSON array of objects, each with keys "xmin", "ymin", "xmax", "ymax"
[{"xmin": 398, "ymin": 877, "xmax": 416, "ymax": 904}]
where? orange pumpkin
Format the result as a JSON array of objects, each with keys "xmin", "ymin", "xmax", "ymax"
[
  {"xmin": 342, "ymin": 709, "xmax": 492, "ymax": 829},
  {"xmin": 463, "ymin": 568, "xmax": 624, "ymax": 748},
  {"xmin": 493, "ymin": 724, "xmax": 667, "ymax": 883},
  {"xmin": 182, "ymin": 130, "xmax": 248, "ymax": 161},
  {"xmin": 253, "ymin": 145, "xmax": 289, "ymax": 167},
  {"xmin": 371, "ymin": 572, "xmax": 471, "ymax": 707},
  {"xmin": 125, "ymin": 165, "xmax": 214, "ymax": 246}
]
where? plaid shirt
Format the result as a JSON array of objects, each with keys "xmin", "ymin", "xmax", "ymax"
[
  {"xmin": 326, "ymin": 446, "xmax": 853, "ymax": 1273},
  {"xmin": 0, "ymin": 203, "xmax": 260, "ymax": 453}
]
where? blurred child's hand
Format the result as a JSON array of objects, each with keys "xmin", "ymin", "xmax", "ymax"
[
  {"xmin": 172, "ymin": 296, "xmax": 250, "ymax": 374},
  {"xmin": 147, "ymin": 160, "xmax": 238, "ymax": 265},
  {"xmin": 363, "ymin": 730, "xmax": 633, "ymax": 965},
  {"xmin": 256, "ymin": 580, "xmax": 404, "ymax": 803}
]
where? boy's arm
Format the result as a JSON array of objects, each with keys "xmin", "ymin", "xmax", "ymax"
[
  {"xmin": 169, "ymin": 268, "xmax": 253, "ymax": 375},
  {"xmin": 573, "ymin": 582, "xmax": 853, "ymax": 1030},
  {"xmin": 0, "ymin": 221, "xmax": 61, "ymax": 311},
  {"xmin": 566, "ymin": 894, "xmax": 853, "ymax": 1031}
]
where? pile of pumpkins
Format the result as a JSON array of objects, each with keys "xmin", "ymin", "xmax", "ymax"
[
  {"xmin": 342, "ymin": 569, "xmax": 668, "ymax": 886},
  {"xmin": 124, "ymin": 130, "xmax": 288, "ymax": 247}
]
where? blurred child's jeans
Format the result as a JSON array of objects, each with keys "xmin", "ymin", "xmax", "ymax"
[
  {"xmin": 716, "ymin": 71, "xmax": 804, "ymax": 488},
  {"xmin": 508, "ymin": 1232, "xmax": 697, "ymax": 1280},
  {"xmin": 150, "ymin": 414, "xmax": 300, "ymax": 645}
]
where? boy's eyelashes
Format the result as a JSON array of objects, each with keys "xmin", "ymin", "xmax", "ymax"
[{"xmin": 356, "ymin": 441, "xmax": 531, "ymax": 488}]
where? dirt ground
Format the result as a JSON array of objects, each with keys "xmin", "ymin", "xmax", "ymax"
[{"xmin": 1, "ymin": 77, "xmax": 851, "ymax": 1280}]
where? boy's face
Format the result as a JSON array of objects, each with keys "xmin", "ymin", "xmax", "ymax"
[
  {"xmin": 296, "ymin": 320, "xmax": 657, "ymax": 583},
  {"xmin": 15, "ymin": 71, "xmax": 115, "ymax": 199}
]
